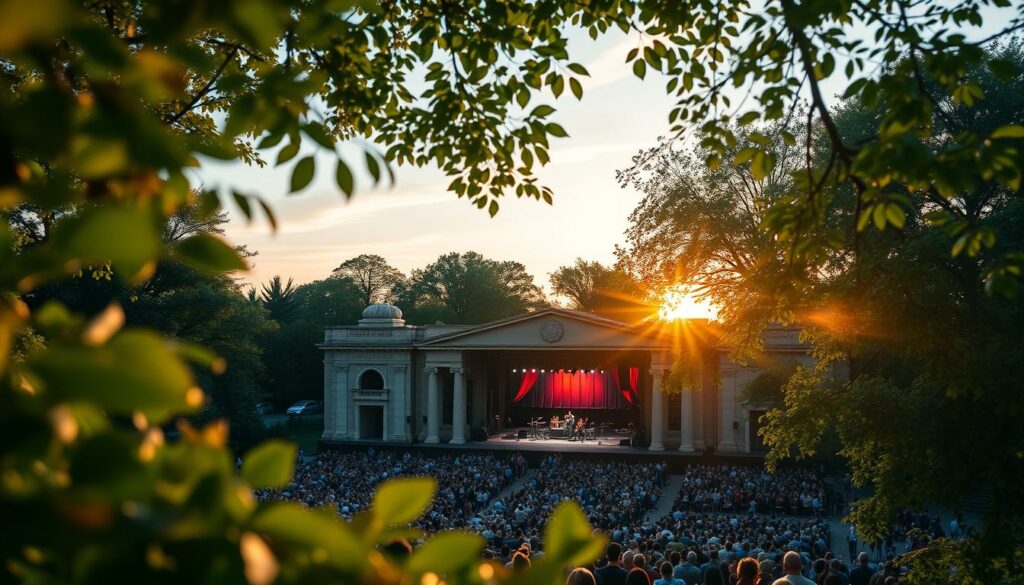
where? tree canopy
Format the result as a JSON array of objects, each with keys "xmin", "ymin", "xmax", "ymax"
[
  {"xmin": 400, "ymin": 251, "xmax": 546, "ymax": 324},
  {"xmin": 619, "ymin": 37, "xmax": 1024, "ymax": 585},
  {"xmin": 331, "ymin": 254, "xmax": 406, "ymax": 307},
  {"xmin": 549, "ymin": 258, "xmax": 650, "ymax": 323},
  {"xmin": 3, "ymin": 0, "xmax": 1024, "ymax": 583}
]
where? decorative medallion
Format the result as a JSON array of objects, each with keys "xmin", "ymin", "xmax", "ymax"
[{"xmin": 540, "ymin": 319, "xmax": 565, "ymax": 343}]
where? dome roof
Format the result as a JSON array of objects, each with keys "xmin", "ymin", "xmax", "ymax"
[{"xmin": 361, "ymin": 303, "xmax": 403, "ymax": 320}]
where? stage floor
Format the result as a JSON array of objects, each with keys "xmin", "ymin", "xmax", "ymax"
[{"xmin": 485, "ymin": 426, "xmax": 635, "ymax": 449}]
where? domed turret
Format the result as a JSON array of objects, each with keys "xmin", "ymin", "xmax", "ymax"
[{"xmin": 358, "ymin": 303, "xmax": 406, "ymax": 327}]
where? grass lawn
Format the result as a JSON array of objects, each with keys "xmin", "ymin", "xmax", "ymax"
[{"xmin": 263, "ymin": 414, "xmax": 323, "ymax": 455}]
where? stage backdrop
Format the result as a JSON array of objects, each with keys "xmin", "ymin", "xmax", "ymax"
[{"xmin": 509, "ymin": 368, "xmax": 639, "ymax": 410}]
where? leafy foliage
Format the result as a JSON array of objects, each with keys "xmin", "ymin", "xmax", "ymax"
[
  {"xmin": 331, "ymin": 254, "xmax": 407, "ymax": 307},
  {"xmin": 620, "ymin": 38, "xmax": 1024, "ymax": 585},
  {"xmin": 549, "ymin": 258, "xmax": 650, "ymax": 323},
  {"xmin": 399, "ymin": 252, "xmax": 546, "ymax": 324}
]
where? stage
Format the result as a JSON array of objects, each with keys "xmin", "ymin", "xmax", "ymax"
[{"xmin": 483, "ymin": 426, "xmax": 637, "ymax": 450}]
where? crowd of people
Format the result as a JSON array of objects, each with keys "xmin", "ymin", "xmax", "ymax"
[
  {"xmin": 259, "ymin": 450, "xmax": 937, "ymax": 583},
  {"xmin": 257, "ymin": 449, "xmax": 526, "ymax": 530},
  {"xmin": 563, "ymin": 546, "xmax": 902, "ymax": 585},
  {"xmin": 472, "ymin": 455, "xmax": 669, "ymax": 555},
  {"xmin": 673, "ymin": 464, "xmax": 829, "ymax": 517}
]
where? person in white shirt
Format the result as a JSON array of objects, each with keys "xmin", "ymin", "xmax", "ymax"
[{"xmin": 771, "ymin": 551, "xmax": 815, "ymax": 585}]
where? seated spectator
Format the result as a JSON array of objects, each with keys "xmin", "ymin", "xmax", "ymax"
[
  {"xmin": 654, "ymin": 561, "xmax": 685, "ymax": 585},
  {"xmin": 772, "ymin": 551, "xmax": 814, "ymax": 585},
  {"xmin": 567, "ymin": 567, "xmax": 598, "ymax": 585},
  {"xmin": 627, "ymin": 567, "xmax": 653, "ymax": 585}
]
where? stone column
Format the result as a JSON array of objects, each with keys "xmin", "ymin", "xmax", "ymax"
[
  {"xmin": 679, "ymin": 387, "xmax": 695, "ymax": 452},
  {"xmin": 392, "ymin": 365, "xmax": 407, "ymax": 442},
  {"xmin": 425, "ymin": 367, "xmax": 440, "ymax": 443},
  {"xmin": 451, "ymin": 368, "xmax": 466, "ymax": 444},
  {"xmin": 649, "ymin": 368, "xmax": 665, "ymax": 451},
  {"xmin": 321, "ymin": 356, "xmax": 335, "ymax": 440},
  {"xmin": 334, "ymin": 365, "xmax": 349, "ymax": 440}
]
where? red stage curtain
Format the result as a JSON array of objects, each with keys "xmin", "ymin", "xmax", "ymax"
[
  {"xmin": 611, "ymin": 367, "xmax": 634, "ymax": 405},
  {"xmin": 512, "ymin": 370, "xmax": 626, "ymax": 409},
  {"xmin": 512, "ymin": 370, "xmax": 539, "ymax": 402},
  {"xmin": 628, "ymin": 366, "xmax": 640, "ymax": 402}
]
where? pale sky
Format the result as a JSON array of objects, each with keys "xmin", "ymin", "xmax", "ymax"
[
  {"xmin": 199, "ymin": 31, "xmax": 675, "ymax": 293},
  {"xmin": 195, "ymin": 9, "xmax": 1012, "ymax": 300}
]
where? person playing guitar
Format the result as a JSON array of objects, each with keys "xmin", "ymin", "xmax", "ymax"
[{"xmin": 572, "ymin": 416, "xmax": 587, "ymax": 441}]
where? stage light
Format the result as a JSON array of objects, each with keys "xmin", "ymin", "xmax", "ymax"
[
  {"xmin": 531, "ymin": 368, "xmax": 536, "ymax": 373},
  {"xmin": 600, "ymin": 369, "xmax": 605, "ymax": 374},
  {"xmin": 541, "ymin": 369, "xmax": 545, "ymax": 373}
]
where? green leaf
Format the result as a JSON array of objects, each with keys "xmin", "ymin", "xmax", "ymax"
[
  {"xmin": 551, "ymin": 75, "xmax": 564, "ymax": 98},
  {"xmin": 373, "ymin": 477, "xmax": 436, "ymax": 525},
  {"xmin": 63, "ymin": 206, "xmax": 160, "ymax": 281},
  {"xmin": 276, "ymin": 141, "xmax": 300, "ymax": 166},
  {"xmin": 546, "ymin": 123, "xmax": 568, "ymax": 138},
  {"xmin": 544, "ymin": 502, "xmax": 606, "ymax": 566},
  {"xmin": 242, "ymin": 440, "xmax": 297, "ymax": 489},
  {"xmin": 365, "ymin": 151, "xmax": 382, "ymax": 184},
  {"xmin": 737, "ymin": 111, "xmax": 759, "ymax": 126},
  {"xmin": 406, "ymin": 532, "xmax": 483, "ymax": 575},
  {"xmin": 733, "ymin": 147, "xmax": 758, "ymax": 165},
  {"xmin": 530, "ymin": 105, "xmax": 556, "ymax": 117},
  {"xmin": 570, "ymin": 77, "xmax": 583, "ymax": 100},
  {"xmin": 336, "ymin": 158, "xmax": 354, "ymax": 198},
  {"xmin": 172, "ymin": 233, "xmax": 247, "ymax": 272},
  {"xmin": 290, "ymin": 156, "xmax": 315, "ymax": 193},
  {"xmin": 567, "ymin": 63, "xmax": 589, "ymax": 76},
  {"xmin": 750, "ymin": 150, "xmax": 774, "ymax": 181},
  {"xmin": 992, "ymin": 125, "xmax": 1024, "ymax": 139},
  {"xmin": 29, "ymin": 330, "xmax": 196, "ymax": 422},
  {"xmin": 302, "ymin": 122, "xmax": 335, "ymax": 150},
  {"xmin": 250, "ymin": 503, "xmax": 364, "ymax": 574},
  {"xmin": 884, "ymin": 204, "xmax": 906, "ymax": 229},
  {"xmin": 632, "ymin": 59, "xmax": 647, "ymax": 79}
]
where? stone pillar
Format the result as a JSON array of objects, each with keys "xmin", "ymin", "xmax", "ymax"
[
  {"xmin": 649, "ymin": 368, "xmax": 665, "ymax": 451},
  {"xmin": 334, "ymin": 365, "xmax": 349, "ymax": 440},
  {"xmin": 679, "ymin": 388, "xmax": 695, "ymax": 452},
  {"xmin": 451, "ymin": 368, "xmax": 466, "ymax": 444},
  {"xmin": 425, "ymin": 367, "xmax": 440, "ymax": 443},
  {"xmin": 321, "ymin": 356, "xmax": 335, "ymax": 440},
  {"xmin": 392, "ymin": 365, "xmax": 408, "ymax": 442}
]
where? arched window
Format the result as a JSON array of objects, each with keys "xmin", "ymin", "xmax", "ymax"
[{"xmin": 359, "ymin": 369, "xmax": 384, "ymax": 390}]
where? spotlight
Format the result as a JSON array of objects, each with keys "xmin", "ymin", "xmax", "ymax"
[
  {"xmin": 541, "ymin": 369, "xmax": 545, "ymax": 373},
  {"xmin": 531, "ymin": 369, "xmax": 536, "ymax": 373},
  {"xmin": 512, "ymin": 368, "xmax": 517, "ymax": 373}
]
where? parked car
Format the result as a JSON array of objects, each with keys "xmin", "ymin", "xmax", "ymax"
[
  {"xmin": 286, "ymin": 400, "xmax": 322, "ymax": 415},
  {"xmin": 255, "ymin": 402, "xmax": 274, "ymax": 416}
]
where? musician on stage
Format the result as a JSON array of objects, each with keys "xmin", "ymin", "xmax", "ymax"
[
  {"xmin": 563, "ymin": 411, "xmax": 575, "ymax": 439},
  {"xmin": 570, "ymin": 416, "xmax": 586, "ymax": 441}
]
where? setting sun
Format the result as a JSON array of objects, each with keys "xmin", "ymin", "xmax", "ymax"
[{"xmin": 658, "ymin": 286, "xmax": 718, "ymax": 321}]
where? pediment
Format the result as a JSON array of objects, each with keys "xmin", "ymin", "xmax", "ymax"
[{"xmin": 415, "ymin": 308, "xmax": 667, "ymax": 350}]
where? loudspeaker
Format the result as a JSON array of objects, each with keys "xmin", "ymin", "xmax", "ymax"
[
  {"xmin": 619, "ymin": 439, "xmax": 631, "ymax": 446},
  {"xmin": 732, "ymin": 420, "xmax": 740, "ymax": 430},
  {"xmin": 502, "ymin": 433, "xmax": 517, "ymax": 440},
  {"xmin": 517, "ymin": 430, "xmax": 528, "ymax": 439}
]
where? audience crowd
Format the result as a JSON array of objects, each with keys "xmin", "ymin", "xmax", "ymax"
[
  {"xmin": 260, "ymin": 451, "xmax": 940, "ymax": 583},
  {"xmin": 673, "ymin": 465, "xmax": 829, "ymax": 517},
  {"xmin": 257, "ymin": 449, "xmax": 526, "ymax": 530}
]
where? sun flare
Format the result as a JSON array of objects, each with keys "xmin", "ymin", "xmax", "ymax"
[{"xmin": 658, "ymin": 286, "xmax": 717, "ymax": 321}]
